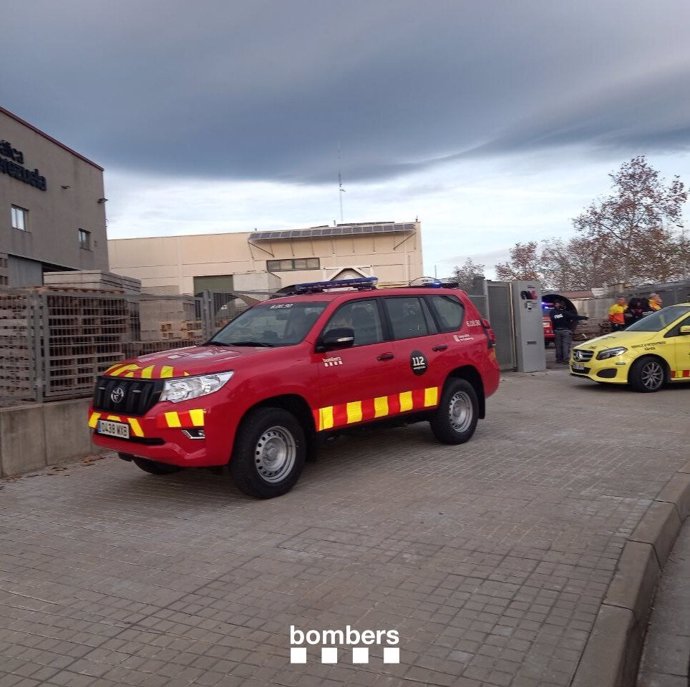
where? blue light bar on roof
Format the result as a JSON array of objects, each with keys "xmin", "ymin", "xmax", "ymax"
[{"xmin": 289, "ymin": 276, "xmax": 378, "ymax": 294}]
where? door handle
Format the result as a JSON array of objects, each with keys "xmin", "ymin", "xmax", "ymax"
[
  {"xmin": 432, "ymin": 344, "xmax": 448, "ymax": 352},
  {"xmin": 377, "ymin": 352, "xmax": 394, "ymax": 361}
]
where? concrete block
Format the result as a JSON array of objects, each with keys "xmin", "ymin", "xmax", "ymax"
[
  {"xmin": 631, "ymin": 502, "xmax": 682, "ymax": 568},
  {"xmin": 571, "ymin": 604, "xmax": 634, "ymax": 687},
  {"xmin": 0, "ymin": 404, "xmax": 47, "ymax": 477},
  {"xmin": 44, "ymin": 399, "xmax": 93, "ymax": 464},
  {"xmin": 604, "ymin": 541, "xmax": 660, "ymax": 626},
  {"xmin": 656, "ymin": 472, "xmax": 690, "ymax": 522}
]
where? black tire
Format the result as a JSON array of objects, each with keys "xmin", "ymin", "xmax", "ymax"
[
  {"xmin": 430, "ymin": 379, "xmax": 479, "ymax": 445},
  {"xmin": 629, "ymin": 356, "xmax": 666, "ymax": 393},
  {"xmin": 230, "ymin": 407, "xmax": 306, "ymax": 498},
  {"xmin": 131, "ymin": 457, "xmax": 182, "ymax": 475}
]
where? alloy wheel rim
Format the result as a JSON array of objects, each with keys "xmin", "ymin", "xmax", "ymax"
[{"xmin": 642, "ymin": 362, "xmax": 664, "ymax": 390}]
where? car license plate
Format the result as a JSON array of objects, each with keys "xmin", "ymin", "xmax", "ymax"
[
  {"xmin": 97, "ymin": 420, "xmax": 130, "ymax": 439},
  {"xmin": 571, "ymin": 363, "xmax": 585, "ymax": 372}
]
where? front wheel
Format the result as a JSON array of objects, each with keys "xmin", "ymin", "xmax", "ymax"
[
  {"xmin": 629, "ymin": 357, "xmax": 666, "ymax": 393},
  {"xmin": 230, "ymin": 407, "xmax": 306, "ymax": 498},
  {"xmin": 430, "ymin": 379, "xmax": 479, "ymax": 444}
]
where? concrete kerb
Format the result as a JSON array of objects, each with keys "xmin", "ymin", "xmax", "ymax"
[{"xmin": 572, "ymin": 468, "xmax": 690, "ymax": 687}]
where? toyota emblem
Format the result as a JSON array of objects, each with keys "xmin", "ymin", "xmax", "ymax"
[{"xmin": 110, "ymin": 387, "xmax": 125, "ymax": 404}]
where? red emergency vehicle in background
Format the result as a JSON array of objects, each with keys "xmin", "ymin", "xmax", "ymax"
[{"xmin": 89, "ymin": 277, "xmax": 500, "ymax": 498}]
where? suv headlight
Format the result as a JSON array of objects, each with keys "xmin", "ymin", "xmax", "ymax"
[
  {"xmin": 160, "ymin": 371, "xmax": 234, "ymax": 403},
  {"xmin": 596, "ymin": 347, "xmax": 627, "ymax": 361}
]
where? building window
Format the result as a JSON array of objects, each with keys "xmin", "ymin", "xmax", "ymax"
[
  {"xmin": 266, "ymin": 257, "xmax": 320, "ymax": 272},
  {"xmin": 11, "ymin": 206, "xmax": 28, "ymax": 231},
  {"xmin": 78, "ymin": 228, "xmax": 91, "ymax": 250}
]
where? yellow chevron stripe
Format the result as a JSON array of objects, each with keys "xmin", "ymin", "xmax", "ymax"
[
  {"xmin": 189, "ymin": 409, "xmax": 205, "ymax": 427},
  {"xmin": 160, "ymin": 366, "xmax": 174, "ymax": 378},
  {"xmin": 141, "ymin": 365, "xmax": 155, "ymax": 379},
  {"xmin": 399, "ymin": 391, "xmax": 413, "ymax": 412},
  {"xmin": 346, "ymin": 401, "xmax": 362, "ymax": 424},
  {"xmin": 88, "ymin": 412, "xmax": 101, "ymax": 428},
  {"xmin": 374, "ymin": 396, "xmax": 389, "ymax": 418},
  {"xmin": 165, "ymin": 411, "xmax": 181, "ymax": 428},
  {"xmin": 319, "ymin": 406, "xmax": 334, "ymax": 431},
  {"xmin": 128, "ymin": 418, "xmax": 144, "ymax": 437},
  {"xmin": 424, "ymin": 387, "xmax": 439, "ymax": 407}
]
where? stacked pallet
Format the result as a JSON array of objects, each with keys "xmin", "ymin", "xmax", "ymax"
[
  {"xmin": 0, "ymin": 292, "xmax": 35, "ymax": 404},
  {"xmin": 159, "ymin": 320, "xmax": 204, "ymax": 340},
  {"xmin": 43, "ymin": 292, "xmax": 129, "ymax": 396}
]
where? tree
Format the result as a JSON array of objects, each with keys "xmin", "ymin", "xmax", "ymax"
[
  {"xmin": 572, "ymin": 156, "xmax": 687, "ymax": 284},
  {"xmin": 495, "ymin": 242, "xmax": 541, "ymax": 281},
  {"xmin": 451, "ymin": 258, "xmax": 485, "ymax": 293}
]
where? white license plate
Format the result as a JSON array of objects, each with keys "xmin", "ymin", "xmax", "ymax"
[
  {"xmin": 97, "ymin": 420, "xmax": 130, "ymax": 439},
  {"xmin": 571, "ymin": 363, "xmax": 585, "ymax": 372}
]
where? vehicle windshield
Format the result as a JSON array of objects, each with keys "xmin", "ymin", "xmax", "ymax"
[
  {"xmin": 208, "ymin": 301, "xmax": 327, "ymax": 347},
  {"xmin": 625, "ymin": 305, "xmax": 690, "ymax": 332}
]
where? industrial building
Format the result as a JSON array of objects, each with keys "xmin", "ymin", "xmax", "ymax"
[
  {"xmin": 0, "ymin": 106, "xmax": 108, "ymax": 286},
  {"xmin": 108, "ymin": 221, "xmax": 424, "ymax": 295}
]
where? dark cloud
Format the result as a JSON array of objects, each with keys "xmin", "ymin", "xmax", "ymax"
[{"xmin": 3, "ymin": 0, "xmax": 689, "ymax": 183}]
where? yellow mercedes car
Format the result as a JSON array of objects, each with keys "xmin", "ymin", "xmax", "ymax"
[{"xmin": 570, "ymin": 303, "xmax": 690, "ymax": 392}]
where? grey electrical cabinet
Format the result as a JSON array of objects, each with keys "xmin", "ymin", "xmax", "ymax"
[{"xmin": 511, "ymin": 281, "xmax": 546, "ymax": 373}]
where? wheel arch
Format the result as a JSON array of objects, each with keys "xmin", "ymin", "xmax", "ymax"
[
  {"xmin": 443, "ymin": 366, "xmax": 486, "ymax": 418},
  {"xmin": 237, "ymin": 393, "xmax": 316, "ymax": 445}
]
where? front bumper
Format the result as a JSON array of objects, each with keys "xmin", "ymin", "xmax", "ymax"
[
  {"xmin": 88, "ymin": 405, "xmax": 233, "ymax": 467},
  {"xmin": 569, "ymin": 355, "xmax": 630, "ymax": 384}
]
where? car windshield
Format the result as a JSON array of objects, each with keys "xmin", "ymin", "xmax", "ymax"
[
  {"xmin": 625, "ymin": 305, "xmax": 690, "ymax": 332},
  {"xmin": 208, "ymin": 301, "xmax": 327, "ymax": 347}
]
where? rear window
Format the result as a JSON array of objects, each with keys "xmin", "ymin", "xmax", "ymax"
[
  {"xmin": 427, "ymin": 295, "xmax": 464, "ymax": 332},
  {"xmin": 384, "ymin": 297, "xmax": 435, "ymax": 340}
]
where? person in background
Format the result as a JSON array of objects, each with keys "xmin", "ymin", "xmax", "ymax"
[
  {"xmin": 608, "ymin": 296, "xmax": 628, "ymax": 331},
  {"xmin": 550, "ymin": 300, "xmax": 588, "ymax": 364},
  {"xmin": 625, "ymin": 297, "xmax": 648, "ymax": 325},
  {"xmin": 648, "ymin": 293, "xmax": 663, "ymax": 312}
]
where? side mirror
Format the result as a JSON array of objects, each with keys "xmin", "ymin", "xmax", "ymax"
[
  {"xmin": 316, "ymin": 327, "xmax": 355, "ymax": 352},
  {"xmin": 680, "ymin": 325, "xmax": 690, "ymax": 335}
]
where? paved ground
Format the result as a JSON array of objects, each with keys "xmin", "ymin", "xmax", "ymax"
[
  {"xmin": 638, "ymin": 522, "xmax": 690, "ymax": 687},
  {"xmin": 0, "ymin": 358, "xmax": 688, "ymax": 687}
]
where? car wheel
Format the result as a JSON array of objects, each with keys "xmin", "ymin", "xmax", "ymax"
[
  {"xmin": 430, "ymin": 379, "xmax": 479, "ymax": 444},
  {"xmin": 230, "ymin": 407, "xmax": 306, "ymax": 498},
  {"xmin": 629, "ymin": 356, "xmax": 666, "ymax": 393},
  {"xmin": 131, "ymin": 457, "xmax": 182, "ymax": 475}
]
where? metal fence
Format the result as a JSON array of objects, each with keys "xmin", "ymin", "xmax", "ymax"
[{"xmin": 0, "ymin": 289, "xmax": 253, "ymax": 406}]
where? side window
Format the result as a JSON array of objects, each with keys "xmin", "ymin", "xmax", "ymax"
[
  {"xmin": 427, "ymin": 295, "xmax": 465, "ymax": 333},
  {"xmin": 322, "ymin": 301, "xmax": 384, "ymax": 346},
  {"xmin": 384, "ymin": 297, "xmax": 430, "ymax": 340}
]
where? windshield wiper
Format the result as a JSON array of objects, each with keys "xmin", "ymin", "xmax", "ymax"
[
  {"xmin": 205, "ymin": 340, "xmax": 231, "ymax": 346},
  {"xmin": 223, "ymin": 340, "xmax": 275, "ymax": 347}
]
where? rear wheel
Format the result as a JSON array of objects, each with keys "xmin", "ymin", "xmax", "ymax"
[
  {"xmin": 230, "ymin": 407, "xmax": 306, "ymax": 498},
  {"xmin": 629, "ymin": 356, "xmax": 666, "ymax": 393},
  {"xmin": 131, "ymin": 456, "xmax": 182, "ymax": 475},
  {"xmin": 430, "ymin": 379, "xmax": 479, "ymax": 444}
]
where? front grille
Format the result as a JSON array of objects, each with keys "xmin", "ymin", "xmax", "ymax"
[
  {"xmin": 93, "ymin": 376, "xmax": 163, "ymax": 415},
  {"xmin": 573, "ymin": 349, "xmax": 593, "ymax": 362}
]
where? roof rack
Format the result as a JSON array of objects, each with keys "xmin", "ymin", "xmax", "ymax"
[
  {"xmin": 407, "ymin": 277, "xmax": 459, "ymax": 289},
  {"xmin": 276, "ymin": 276, "xmax": 379, "ymax": 296}
]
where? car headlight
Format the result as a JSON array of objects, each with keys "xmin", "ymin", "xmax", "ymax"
[
  {"xmin": 160, "ymin": 371, "xmax": 234, "ymax": 403},
  {"xmin": 596, "ymin": 347, "xmax": 627, "ymax": 360}
]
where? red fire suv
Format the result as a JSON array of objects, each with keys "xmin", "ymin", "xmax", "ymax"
[{"xmin": 89, "ymin": 277, "xmax": 500, "ymax": 498}]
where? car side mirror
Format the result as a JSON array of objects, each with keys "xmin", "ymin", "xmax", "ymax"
[
  {"xmin": 680, "ymin": 325, "xmax": 690, "ymax": 335},
  {"xmin": 316, "ymin": 327, "xmax": 355, "ymax": 352}
]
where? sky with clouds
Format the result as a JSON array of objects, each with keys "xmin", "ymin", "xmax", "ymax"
[{"xmin": 3, "ymin": 0, "xmax": 690, "ymax": 277}]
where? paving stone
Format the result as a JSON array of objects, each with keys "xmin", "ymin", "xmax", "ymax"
[{"xmin": 0, "ymin": 365, "xmax": 688, "ymax": 686}]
